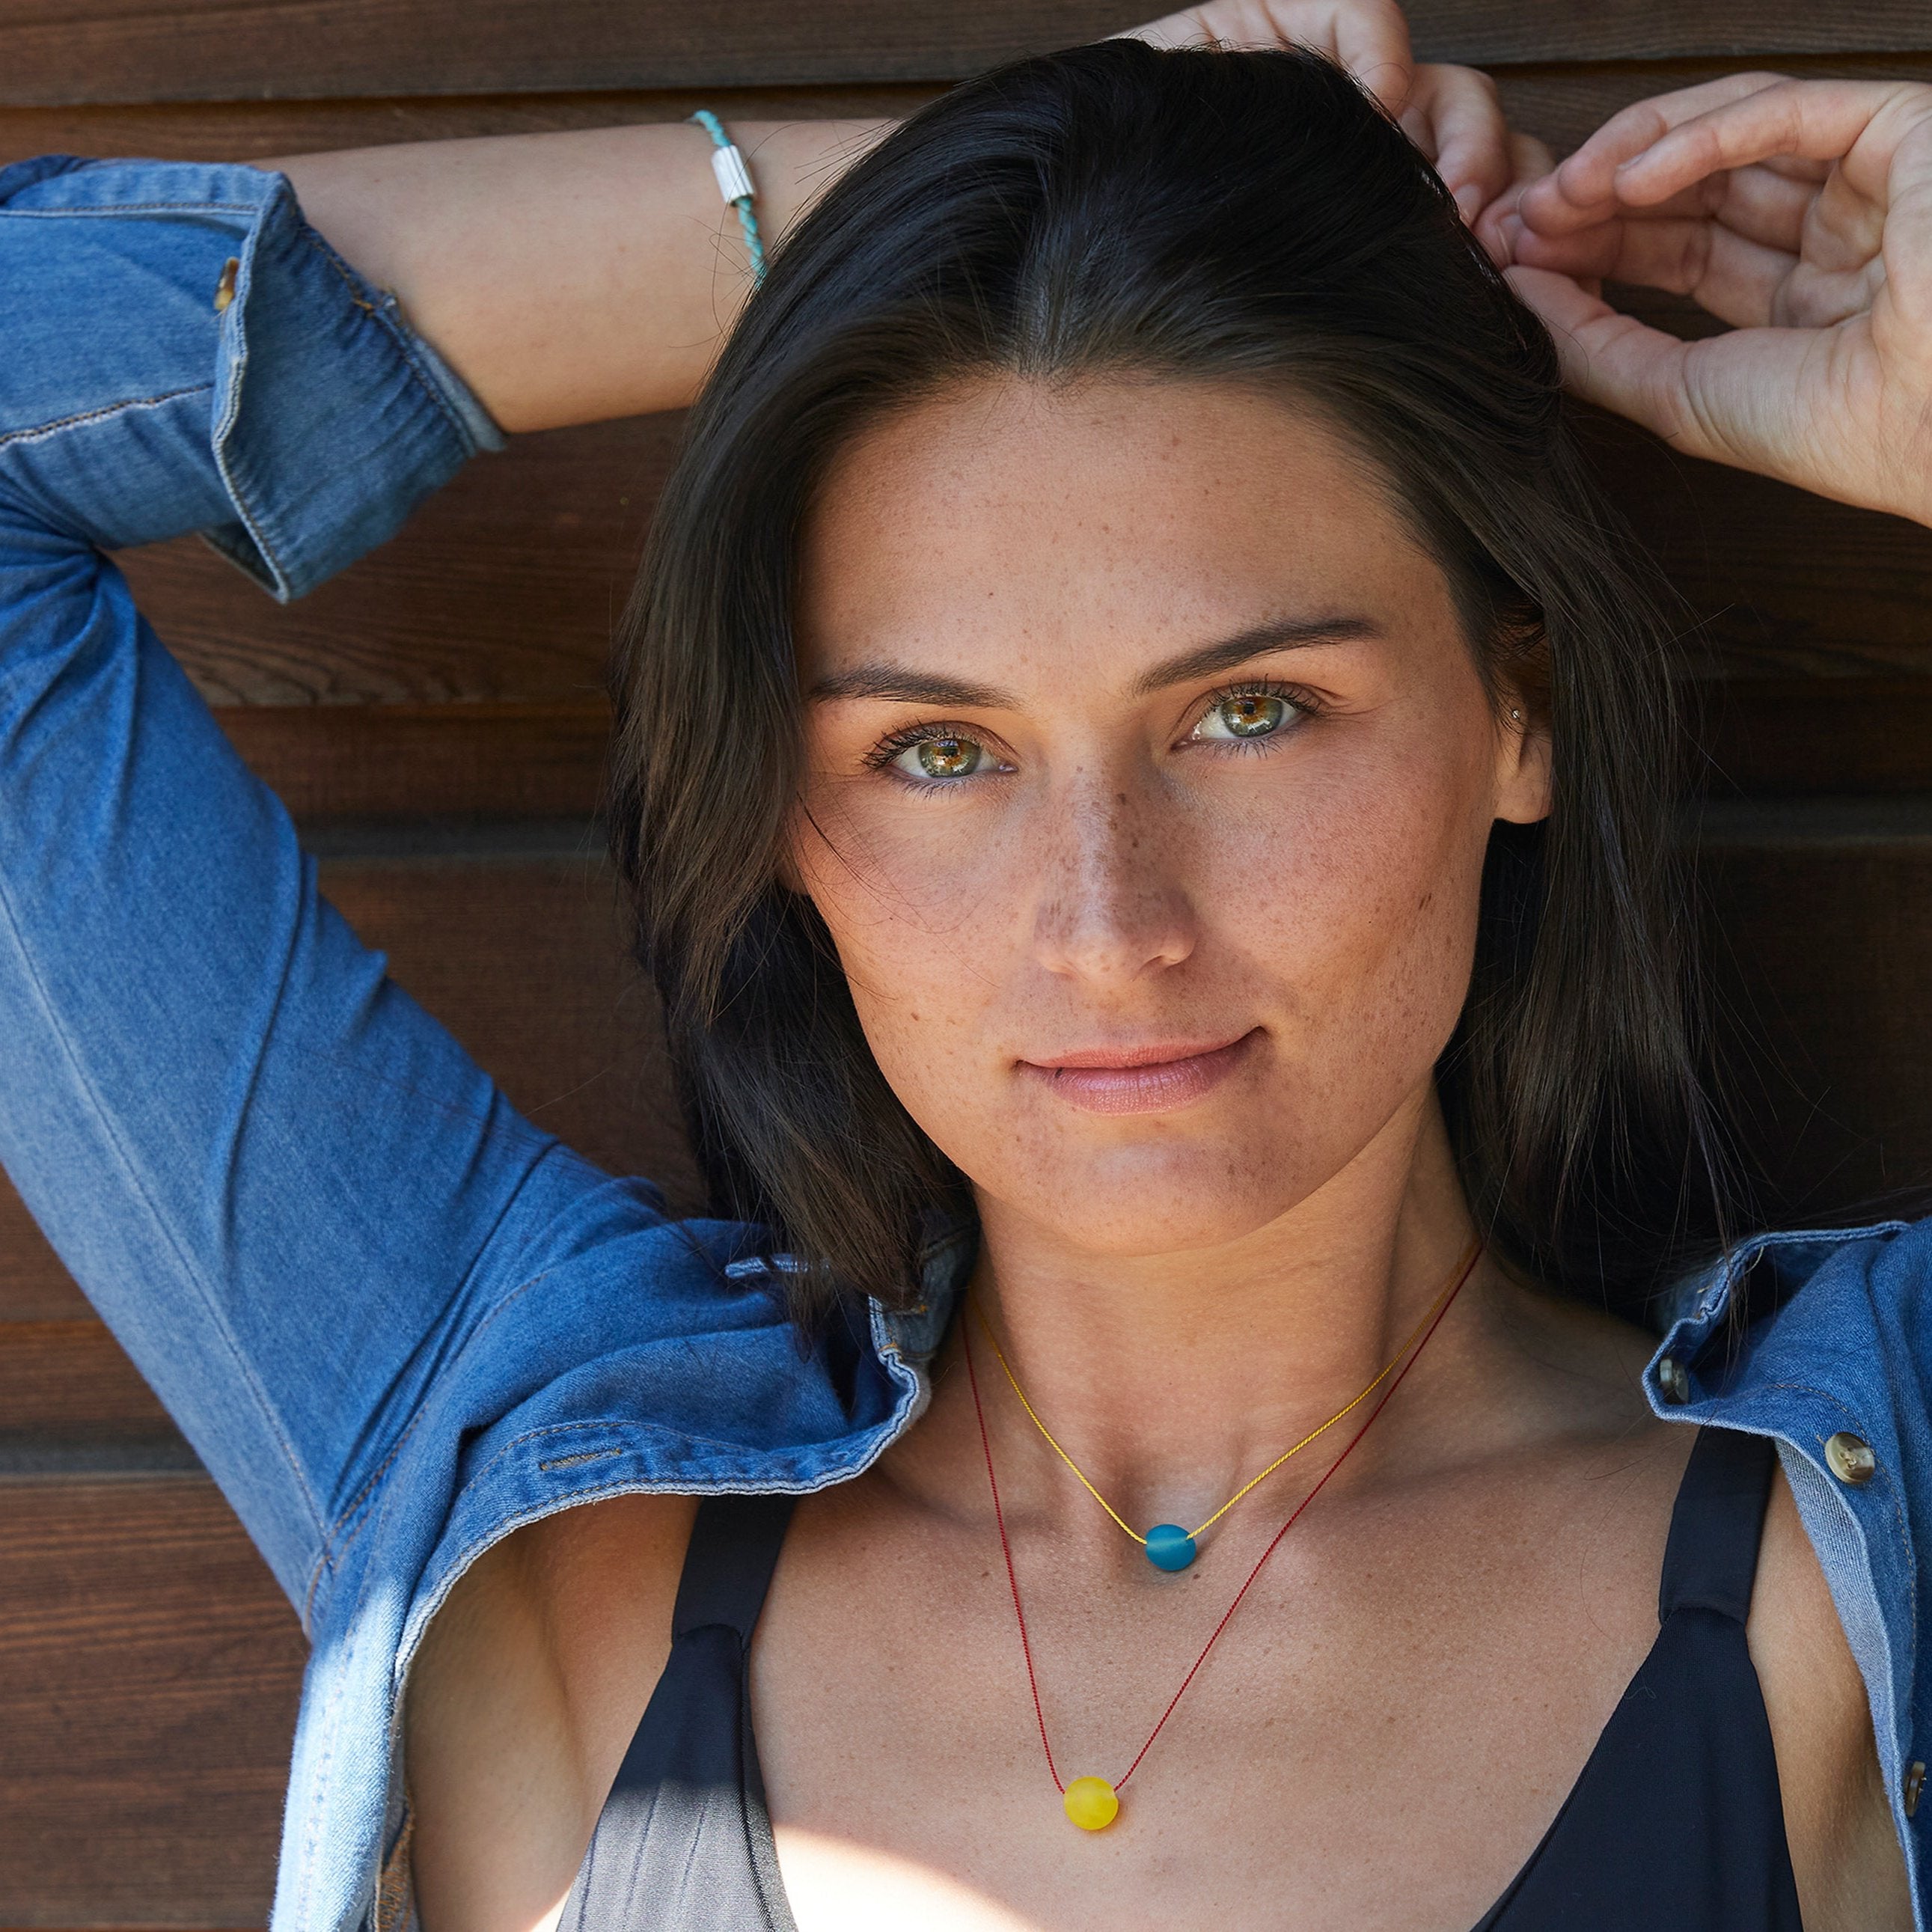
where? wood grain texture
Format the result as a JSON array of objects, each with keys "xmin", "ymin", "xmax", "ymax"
[
  {"xmin": 1701, "ymin": 682, "xmax": 1932, "ymax": 797},
  {"xmin": 0, "ymin": 1185, "xmax": 77, "ymax": 1324},
  {"xmin": 0, "ymin": 841, "xmax": 703, "ymax": 1326},
  {"xmin": 2, "ymin": 0, "xmax": 1931, "ymax": 107},
  {"xmin": 6, "ymin": 7, "xmax": 1932, "ymax": 1922},
  {"xmin": 0, "ymin": 85, "xmax": 938, "ymax": 168},
  {"xmin": 7, "ymin": 815, "xmax": 1932, "ymax": 1314},
  {"xmin": 0, "ymin": 813, "xmax": 1929, "ymax": 1922},
  {"xmin": 0, "ymin": 1322, "xmax": 179, "ymax": 1446},
  {"xmin": 0, "ymin": 52, "xmax": 1922, "ymax": 174},
  {"xmin": 120, "ymin": 412, "xmax": 677, "ymax": 709},
  {"xmin": 319, "ymin": 845, "xmax": 700, "ymax": 1199},
  {"xmin": 215, "ymin": 700, "xmax": 608, "ymax": 819},
  {"xmin": 0, "ymin": 1477, "xmax": 302, "ymax": 1927},
  {"xmin": 4, "ymin": 816, "xmax": 1932, "ymax": 1925},
  {"xmin": 1702, "ymin": 815, "xmax": 1932, "ymax": 1221}
]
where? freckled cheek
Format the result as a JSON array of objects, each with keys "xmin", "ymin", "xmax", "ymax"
[
  {"xmin": 797, "ymin": 798, "xmax": 1033, "ymax": 1043},
  {"xmin": 1281, "ymin": 771, "xmax": 1493, "ymax": 1078},
  {"xmin": 831, "ymin": 909, "xmax": 1015, "ymax": 1161},
  {"xmin": 1193, "ymin": 753, "xmax": 1481, "ymax": 978}
]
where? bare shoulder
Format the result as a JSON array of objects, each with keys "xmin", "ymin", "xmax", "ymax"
[
  {"xmin": 1752, "ymin": 1469, "xmax": 1912, "ymax": 1932},
  {"xmin": 1479, "ymin": 1269, "xmax": 1669, "ymax": 1440},
  {"xmin": 406, "ymin": 1491, "xmax": 698, "ymax": 1932},
  {"xmin": 1491, "ymin": 1277, "xmax": 1910, "ymax": 1925}
]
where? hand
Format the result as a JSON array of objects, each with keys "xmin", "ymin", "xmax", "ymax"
[
  {"xmin": 1485, "ymin": 74, "xmax": 1932, "ymax": 524},
  {"xmin": 1123, "ymin": 0, "xmax": 1519, "ymax": 224}
]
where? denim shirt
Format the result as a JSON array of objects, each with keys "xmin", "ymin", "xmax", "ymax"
[{"xmin": 2, "ymin": 154, "xmax": 1930, "ymax": 1932}]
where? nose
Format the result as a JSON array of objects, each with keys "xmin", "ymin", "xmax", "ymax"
[{"xmin": 1030, "ymin": 771, "xmax": 1196, "ymax": 983}]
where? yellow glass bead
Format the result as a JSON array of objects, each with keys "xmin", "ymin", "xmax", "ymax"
[{"xmin": 1063, "ymin": 1776, "xmax": 1119, "ymax": 1831}]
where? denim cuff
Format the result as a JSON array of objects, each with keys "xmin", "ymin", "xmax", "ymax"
[{"xmin": 0, "ymin": 153, "xmax": 504, "ymax": 601}]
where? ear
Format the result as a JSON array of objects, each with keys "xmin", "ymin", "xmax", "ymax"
[{"xmin": 1493, "ymin": 692, "xmax": 1553, "ymax": 825}]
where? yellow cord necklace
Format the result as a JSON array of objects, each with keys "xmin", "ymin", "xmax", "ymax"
[{"xmin": 970, "ymin": 1234, "xmax": 1482, "ymax": 1571}]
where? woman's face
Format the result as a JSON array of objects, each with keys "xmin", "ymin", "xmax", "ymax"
[{"xmin": 792, "ymin": 376, "xmax": 1550, "ymax": 1260}]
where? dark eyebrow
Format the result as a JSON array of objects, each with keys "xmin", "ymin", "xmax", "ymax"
[
  {"xmin": 1128, "ymin": 616, "xmax": 1382, "ymax": 697},
  {"xmin": 806, "ymin": 615, "xmax": 1381, "ymax": 709},
  {"xmin": 807, "ymin": 664, "xmax": 1017, "ymax": 707}
]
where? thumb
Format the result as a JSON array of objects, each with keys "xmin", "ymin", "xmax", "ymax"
[{"xmin": 1505, "ymin": 265, "xmax": 1707, "ymax": 454}]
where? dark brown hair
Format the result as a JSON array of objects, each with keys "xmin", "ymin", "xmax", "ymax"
[{"xmin": 608, "ymin": 40, "xmax": 1737, "ymax": 1325}]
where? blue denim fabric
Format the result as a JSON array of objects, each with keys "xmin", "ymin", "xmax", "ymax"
[{"xmin": 0, "ymin": 154, "xmax": 1928, "ymax": 1931}]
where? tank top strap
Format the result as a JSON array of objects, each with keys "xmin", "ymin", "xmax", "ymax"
[
  {"xmin": 1657, "ymin": 1425, "xmax": 1776, "ymax": 1624},
  {"xmin": 670, "ymin": 1491, "xmax": 797, "ymax": 1641}
]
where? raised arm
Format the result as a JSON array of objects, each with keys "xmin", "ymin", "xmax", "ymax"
[
  {"xmin": 267, "ymin": 0, "xmax": 1519, "ymax": 435},
  {"xmin": 271, "ymin": 119, "xmax": 887, "ymax": 432},
  {"xmin": 0, "ymin": 156, "xmax": 616, "ymax": 1601}
]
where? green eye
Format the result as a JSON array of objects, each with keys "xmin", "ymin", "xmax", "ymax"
[
  {"xmin": 911, "ymin": 734, "xmax": 982, "ymax": 779},
  {"xmin": 1205, "ymin": 693, "xmax": 1289, "ymax": 741}
]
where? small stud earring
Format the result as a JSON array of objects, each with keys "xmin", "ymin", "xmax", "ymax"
[{"xmin": 1509, "ymin": 707, "xmax": 1523, "ymax": 722}]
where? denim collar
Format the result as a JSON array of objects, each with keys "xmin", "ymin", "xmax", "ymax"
[{"xmin": 867, "ymin": 1213, "xmax": 975, "ymax": 1372}]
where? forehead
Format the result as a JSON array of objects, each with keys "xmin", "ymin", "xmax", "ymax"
[{"xmin": 795, "ymin": 374, "xmax": 1452, "ymax": 681}]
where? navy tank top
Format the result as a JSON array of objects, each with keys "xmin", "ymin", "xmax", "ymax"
[{"xmin": 557, "ymin": 1426, "xmax": 1801, "ymax": 1931}]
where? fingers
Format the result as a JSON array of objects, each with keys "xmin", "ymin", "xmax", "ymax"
[
  {"xmin": 1116, "ymin": 1, "xmax": 1535, "ymax": 235},
  {"xmin": 1509, "ymin": 213, "xmax": 1799, "ymax": 328},
  {"xmin": 1514, "ymin": 72, "xmax": 1791, "ymax": 234},
  {"xmin": 1472, "ymin": 132, "xmax": 1554, "ymax": 264},
  {"xmin": 1116, "ymin": 5, "xmax": 1217, "ymax": 49},
  {"xmin": 1503, "ymin": 266, "xmax": 1705, "ymax": 450},
  {"xmin": 1122, "ymin": 1, "xmax": 1404, "ymax": 61},
  {"xmin": 1403, "ymin": 62, "xmax": 1510, "ymax": 220},
  {"xmin": 1610, "ymin": 78, "xmax": 1926, "ymax": 211},
  {"xmin": 1316, "ymin": 0, "xmax": 1414, "ymax": 109},
  {"xmin": 1520, "ymin": 75, "xmax": 1923, "ymax": 247},
  {"xmin": 1116, "ymin": 0, "xmax": 1414, "ymax": 107}
]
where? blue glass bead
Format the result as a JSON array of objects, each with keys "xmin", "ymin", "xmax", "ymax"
[{"xmin": 1145, "ymin": 1523, "xmax": 1197, "ymax": 1571}]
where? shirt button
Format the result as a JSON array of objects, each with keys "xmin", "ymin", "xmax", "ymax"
[
  {"xmin": 1907, "ymin": 1762, "xmax": 1926, "ymax": 1819},
  {"xmin": 1825, "ymin": 1431, "xmax": 1877, "ymax": 1486},
  {"xmin": 1657, "ymin": 1357, "xmax": 1693, "ymax": 1404}
]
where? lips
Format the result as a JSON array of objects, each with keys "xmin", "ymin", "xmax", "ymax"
[{"xmin": 1018, "ymin": 1030, "xmax": 1259, "ymax": 1116}]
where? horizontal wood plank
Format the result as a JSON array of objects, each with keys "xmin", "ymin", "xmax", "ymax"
[
  {"xmin": 0, "ymin": 840, "xmax": 702, "ymax": 1324},
  {"xmin": 1702, "ymin": 815, "xmax": 1932, "ymax": 1220},
  {"xmin": 320, "ymin": 843, "xmax": 698, "ymax": 1198},
  {"xmin": 0, "ymin": 85, "xmax": 939, "ymax": 168},
  {"xmin": 6, "ymin": 7, "xmax": 1932, "ymax": 1925},
  {"xmin": 117, "ymin": 411, "xmax": 677, "ymax": 710},
  {"xmin": 1, "ymin": 55, "xmax": 1925, "ymax": 177},
  {"xmin": 3, "ymin": 0, "xmax": 1931, "ymax": 108},
  {"xmin": 215, "ymin": 700, "xmax": 608, "ymax": 819},
  {"xmin": 1699, "ymin": 682, "xmax": 1932, "ymax": 796},
  {"xmin": 107, "ymin": 397, "xmax": 1932, "ymax": 771},
  {"xmin": 0, "ymin": 1476, "xmax": 302, "ymax": 1927},
  {"xmin": 0, "ymin": 1186, "xmax": 76, "ymax": 1324},
  {"xmin": 0, "ymin": 1321, "xmax": 179, "ymax": 1449}
]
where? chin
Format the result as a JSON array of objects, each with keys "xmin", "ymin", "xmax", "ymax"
[{"xmin": 978, "ymin": 1138, "xmax": 1314, "ymax": 1260}]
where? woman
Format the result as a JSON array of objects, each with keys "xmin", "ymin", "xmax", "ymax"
[{"xmin": 1, "ymin": 5, "xmax": 1926, "ymax": 1929}]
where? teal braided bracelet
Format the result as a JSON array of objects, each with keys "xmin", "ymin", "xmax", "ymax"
[{"xmin": 688, "ymin": 109, "xmax": 766, "ymax": 286}]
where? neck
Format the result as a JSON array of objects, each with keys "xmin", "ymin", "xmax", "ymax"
[{"xmin": 940, "ymin": 1085, "xmax": 1493, "ymax": 1535}]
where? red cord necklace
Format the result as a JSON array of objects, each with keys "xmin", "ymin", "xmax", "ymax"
[{"xmin": 962, "ymin": 1243, "xmax": 1479, "ymax": 1832}]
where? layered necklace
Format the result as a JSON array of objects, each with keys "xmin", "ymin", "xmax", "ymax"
[{"xmin": 962, "ymin": 1238, "xmax": 1481, "ymax": 1832}]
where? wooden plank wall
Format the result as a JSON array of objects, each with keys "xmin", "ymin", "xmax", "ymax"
[{"xmin": 4, "ymin": 4, "xmax": 1931, "ymax": 1922}]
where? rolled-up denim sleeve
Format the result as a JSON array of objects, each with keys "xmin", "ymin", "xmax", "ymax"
[{"xmin": 0, "ymin": 156, "xmax": 626, "ymax": 1604}]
